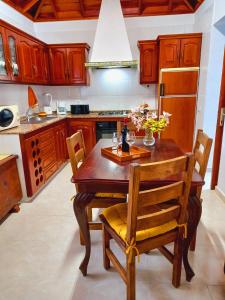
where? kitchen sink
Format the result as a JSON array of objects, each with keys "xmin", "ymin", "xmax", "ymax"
[{"xmin": 20, "ymin": 115, "xmax": 58, "ymax": 124}]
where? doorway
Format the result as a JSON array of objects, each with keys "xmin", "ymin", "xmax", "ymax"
[{"xmin": 211, "ymin": 48, "xmax": 225, "ymax": 189}]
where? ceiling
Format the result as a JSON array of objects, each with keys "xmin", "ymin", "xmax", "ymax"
[{"xmin": 2, "ymin": 0, "xmax": 205, "ymax": 22}]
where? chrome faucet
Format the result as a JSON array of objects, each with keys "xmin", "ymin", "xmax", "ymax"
[{"xmin": 26, "ymin": 107, "xmax": 34, "ymax": 121}]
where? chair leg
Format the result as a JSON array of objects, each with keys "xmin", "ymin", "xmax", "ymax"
[
  {"xmin": 172, "ymin": 236, "xmax": 183, "ymax": 288},
  {"xmin": 103, "ymin": 226, "xmax": 110, "ymax": 270},
  {"xmin": 126, "ymin": 253, "xmax": 136, "ymax": 300},
  {"xmin": 190, "ymin": 230, "xmax": 197, "ymax": 251}
]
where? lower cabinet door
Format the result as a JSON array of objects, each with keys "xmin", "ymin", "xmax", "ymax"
[
  {"xmin": 23, "ymin": 135, "xmax": 45, "ymax": 196},
  {"xmin": 68, "ymin": 120, "xmax": 96, "ymax": 154},
  {"xmin": 160, "ymin": 97, "xmax": 196, "ymax": 152}
]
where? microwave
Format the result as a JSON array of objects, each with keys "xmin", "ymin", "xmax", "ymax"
[{"xmin": 0, "ymin": 105, "xmax": 20, "ymax": 131}]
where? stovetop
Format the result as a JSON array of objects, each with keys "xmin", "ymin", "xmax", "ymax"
[{"xmin": 98, "ymin": 110, "xmax": 129, "ymax": 116}]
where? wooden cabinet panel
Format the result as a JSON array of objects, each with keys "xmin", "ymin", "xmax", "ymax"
[
  {"xmin": 19, "ymin": 37, "xmax": 34, "ymax": 82},
  {"xmin": 161, "ymin": 70, "xmax": 199, "ymax": 96},
  {"xmin": 23, "ymin": 135, "xmax": 45, "ymax": 196},
  {"xmin": 0, "ymin": 27, "xmax": 11, "ymax": 81},
  {"xmin": 21, "ymin": 121, "xmax": 67, "ymax": 197},
  {"xmin": 159, "ymin": 39, "xmax": 180, "ymax": 68},
  {"xmin": 0, "ymin": 156, "xmax": 22, "ymax": 220},
  {"xmin": 69, "ymin": 120, "xmax": 96, "ymax": 154},
  {"xmin": 43, "ymin": 48, "xmax": 50, "ymax": 83},
  {"xmin": 180, "ymin": 38, "xmax": 202, "ymax": 67},
  {"xmin": 49, "ymin": 48, "xmax": 68, "ymax": 84},
  {"xmin": 4, "ymin": 29, "xmax": 21, "ymax": 81},
  {"xmin": 55, "ymin": 123, "xmax": 68, "ymax": 167},
  {"xmin": 67, "ymin": 47, "xmax": 86, "ymax": 84},
  {"xmin": 160, "ymin": 97, "xmax": 196, "ymax": 152},
  {"xmin": 32, "ymin": 43, "xmax": 45, "ymax": 83},
  {"xmin": 138, "ymin": 41, "xmax": 158, "ymax": 84}
]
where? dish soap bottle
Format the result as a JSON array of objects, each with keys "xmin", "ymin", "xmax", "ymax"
[{"xmin": 121, "ymin": 118, "xmax": 130, "ymax": 152}]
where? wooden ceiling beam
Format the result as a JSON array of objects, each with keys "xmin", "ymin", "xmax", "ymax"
[
  {"xmin": 49, "ymin": 0, "xmax": 58, "ymax": 18},
  {"xmin": 22, "ymin": 0, "xmax": 40, "ymax": 13},
  {"xmin": 183, "ymin": 0, "xmax": 194, "ymax": 11},
  {"xmin": 34, "ymin": 0, "xmax": 45, "ymax": 20}
]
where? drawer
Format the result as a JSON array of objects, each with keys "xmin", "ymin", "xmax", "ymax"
[{"xmin": 44, "ymin": 163, "xmax": 58, "ymax": 182}]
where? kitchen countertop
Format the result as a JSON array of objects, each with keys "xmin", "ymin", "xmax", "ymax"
[{"xmin": 0, "ymin": 113, "xmax": 128, "ymax": 135}]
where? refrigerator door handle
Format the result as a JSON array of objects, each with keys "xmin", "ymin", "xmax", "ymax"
[{"xmin": 160, "ymin": 83, "xmax": 165, "ymax": 97}]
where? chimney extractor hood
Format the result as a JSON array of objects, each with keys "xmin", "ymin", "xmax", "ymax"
[{"xmin": 85, "ymin": 0, "xmax": 137, "ymax": 69}]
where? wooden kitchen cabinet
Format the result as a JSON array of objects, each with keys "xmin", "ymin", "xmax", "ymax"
[
  {"xmin": 180, "ymin": 38, "xmax": 202, "ymax": 67},
  {"xmin": 158, "ymin": 34, "xmax": 202, "ymax": 68},
  {"xmin": 138, "ymin": 40, "xmax": 158, "ymax": 84},
  {"xmin": 49, "ymin": 47, "xmax": 67, "ymax": 84},
  {"xmin": 0, "ymin": 155, "xmax": 22, "ymax": 220},
  {"xmin": 49, "ymin": 44, "xmax": 90, "ymax": 85},
  {"xmin": 32, "ymin": 43, "xmax": 45, "ymax": 83},
  {"xmin": 0, "ymin": 27, "xmax": 11, "ymax": 81},
  {"xmin": 4, "ymin": 29, "xmax": 21, "ymax": 81},
  {"xmin": 18, "ymin": 37, "xmax": 34, "ymax": 82},
  {"xmin": 159, "ymin": 39, "xmax": 180, "ymax": 68},
  {"xmin": 55, "ymin": 123, "xmax": 68, "ymax": 167},
  {"xmin": 21, "ymin": 121, "xmax": 68, "ymax": 197},
  {"xmin": 68, "ymin": 120, "xmax": 96, "ymax": 154}
]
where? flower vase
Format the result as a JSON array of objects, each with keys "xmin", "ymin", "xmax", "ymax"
[{"xmin": 143, "ymin": 129, "xmax": 155, "ymax": 146}]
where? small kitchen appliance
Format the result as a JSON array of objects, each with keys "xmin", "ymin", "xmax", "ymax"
[
  {"xmin": 0, "ymin": 105, "xmax": 20, "ymax": 131},
  {"xmin": 70, "ymin": 104, "xmax": 90, "ymax": 115},
  {"xmin": 43, "ymin": 93, "xmax": 53, "ymax": 115}
]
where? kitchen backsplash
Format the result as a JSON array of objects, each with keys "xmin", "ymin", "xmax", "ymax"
[{"xmin": 0, "ymin": 68, "xmax": 157, "ymax": 115}]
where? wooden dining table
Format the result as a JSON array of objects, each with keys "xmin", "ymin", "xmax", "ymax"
[{"xmin": 72, "ymin": 138, "xmax": 204, "ymax": 282}]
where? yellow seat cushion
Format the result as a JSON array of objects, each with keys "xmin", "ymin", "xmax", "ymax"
[
  {"xmin": 101, "ymin": 203, "xmax": 178, "ymax": 242},
  {"xmin": 95, "ymin": 193, "xmax": 126, "ymax": 199}
]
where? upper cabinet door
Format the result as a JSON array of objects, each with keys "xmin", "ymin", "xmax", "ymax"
[
  {"xmin": 5, "ymin": 29, "xmax": 21, "ymax": 81},
  {"xmin": 67, "ymin": 47, "xmax": 87, "ymax": 85},
  {"xmin": 0, "ymin": 27, "xmax": 11, "ymax": 81},
  {"xmin": 180, "ymin": 38, "xmax": 202, "ymax": 67},
  {"xmin": 159, "ymin": 39, "xmax": 180, "ymax": 68},
  {"xmin": 139, "ymin": 42, "xmax": 158, "ymax": 84},
  {"xmin": 32, "ymin": 43, "xmax": 45, "ymax": 83},
  {"xmin": 49, "ymin": 48, "xmax": 68, "ymax": 84},
  {"xmin": 43, "ymin": 48, "xmax": 50, "ymax": 83},
  {"xmin": 19, "ymin": 38, "xmax": 34, "ymax": 82}
]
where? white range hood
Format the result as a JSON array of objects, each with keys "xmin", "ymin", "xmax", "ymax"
[{"xmin": 85, "ymin": 0, "xmax": 137, "ymax": 69}]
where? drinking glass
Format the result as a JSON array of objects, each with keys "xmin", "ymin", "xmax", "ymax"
[
  {"xmin": 112, "ymin": 132, "xmax": 119, "ymax": 150},
  {"xmin": 127, "ymin": 131, "xmax": 136, "ymax": 146}
]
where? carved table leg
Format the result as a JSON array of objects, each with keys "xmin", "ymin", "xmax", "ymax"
[
  {"xmin": 11, "ymin": 204, "xmax": 20, "ymax": 213},
  {"xmin": 183, "ymin": 195, "xmax": 202, "ymax": 282},
  {"xmin": 73, "ymin": 192, "xmax": 95, "ymax": 276}
]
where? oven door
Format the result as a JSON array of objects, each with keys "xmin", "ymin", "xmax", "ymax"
[
  {"xmin": 96, "ymin": 121, "xmax": 117, "ymax": 142},
  {"xmin": 0, "ymin": 108, "xmax": 14, "ymax": 129}
]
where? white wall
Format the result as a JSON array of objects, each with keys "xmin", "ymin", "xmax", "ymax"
[
  {"xmin": 0, "ymin": 84, "xmax": 45, "ymax": 116},
  {"xmin": 193, "ymin": 0, "xmax": 214, "ymax": 132},
  {"xmin": 0, "ymin": 0, "xmax": 35, "ymax": 36},
  {"xmin": 34, "ymin": 14, "xmax": 194, "ymax": 111}
]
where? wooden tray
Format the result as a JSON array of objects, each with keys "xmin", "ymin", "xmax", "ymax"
[{"xmin": 101, "ymin": 145, "xmax": 151, "ymax": 162}]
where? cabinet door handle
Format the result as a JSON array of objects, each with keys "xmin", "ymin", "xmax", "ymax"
[{"xmin": 160, "ymin": 83, "xmax": 165, "ymax": 97}]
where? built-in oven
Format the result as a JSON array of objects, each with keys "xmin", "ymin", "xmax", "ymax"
[{"xmin": 96, "ymin": 121, "xmax": 117, "ymax": 142}]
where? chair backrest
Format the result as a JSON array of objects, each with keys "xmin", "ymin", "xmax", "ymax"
[
  {"xmin": 66, "ymin": 130, "xmax": 86, "ymax": 176},
  {"xmin": 126, "ymin": 155, "xmax": 194, "ymax": 243},
  {"xmin": 194, "ymin": 129, "xmax": 213, "ymax": 179}
]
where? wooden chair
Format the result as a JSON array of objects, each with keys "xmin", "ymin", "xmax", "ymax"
[
  {"xmin": 66, "ymin": 130, "xmax": 127, "ymax": 244},
  {"xmin": 190, "ymin": 129, "xmax": 213, "ymax": 250},
  {"xmin": 100, "ymin": 155, "xmax": 194, "ymax": 300}
]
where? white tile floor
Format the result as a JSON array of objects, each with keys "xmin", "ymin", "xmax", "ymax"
[{"xmin": 0, "ymin": 164, "xmax": 224, "ymax": 300}]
